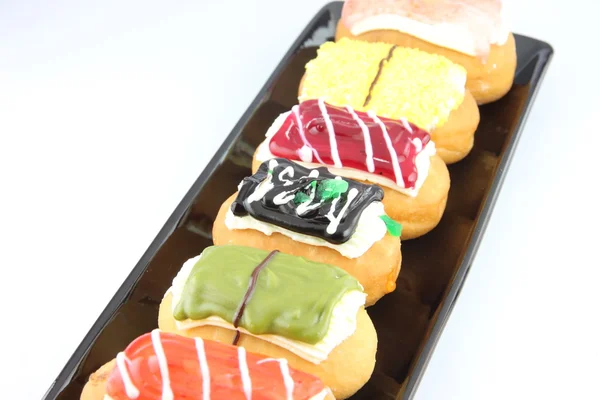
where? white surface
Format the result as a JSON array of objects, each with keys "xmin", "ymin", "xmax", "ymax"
[{"xmin": 0, "ymin": 1, "xmax": 598, "ymax": 399}]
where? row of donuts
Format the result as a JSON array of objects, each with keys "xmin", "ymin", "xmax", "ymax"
[
  {"xmin": 80, "ymin": 1, "xmax": 516, "ymax": 399},
  {"xmin": 82, "ymin": 161, "xmax": 392, "ymax": 399}
]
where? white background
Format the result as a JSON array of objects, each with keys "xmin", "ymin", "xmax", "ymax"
[{"xmin": 1, "ymin": 1, "xmax": 598, "ymax": 399}]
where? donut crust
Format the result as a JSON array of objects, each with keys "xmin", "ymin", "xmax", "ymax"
[
  {"xmin": 80, "ymin": 355, "xmax": 336, "ymax": 400},
  {"xmin": 213, "ymin": 194, "xmax": 401, "ymax": 306},
  {"xmin": 431, "ymin": 89, "xmax": 479, "ymax": 164},
  {"xmin": 159, "ymin": 293, "xmax": 376, "ymax": 400},
  {"xmin": 251, "ymin": 154, "xmax": 450, "ymax": 241},
  {"xmin": 297, "ymin": 74, "xmax": 479, "ymax": 164},
  {"xmin": 80, "ymin": 360, "xmax": 116, "ymax": 400},
  {"xmin": 335, "ymin": 21, "xmax": 517, "ymax": 105}
]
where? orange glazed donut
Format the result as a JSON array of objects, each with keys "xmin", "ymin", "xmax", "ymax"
[{"xmin": 81, "ymin": 330, "xmax": 335, "ymax": 400}]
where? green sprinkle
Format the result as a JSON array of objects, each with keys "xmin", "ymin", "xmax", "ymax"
[
  {"xmin": 380, "ymin": 215, "xmax": 402, "ymax": 237},
  {"xmin": 294, "ymin": 191, "xmax": 311, "ymax": 204},
  {"xmin": 316, "ymin": 179, "xmax": 349, "ymax": 201},
  {"xmin": 310, "ymin": 180, "xmax": 317, "ymax": 189},
  {"xmin": 268, "ymin": 169, "xmax": 273, "ymax": 174}
]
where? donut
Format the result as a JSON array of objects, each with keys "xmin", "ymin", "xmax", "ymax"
[
  {"xmin": 298, "ymin": 38, "xmax": 480, "ymax": 164},
  {"xmin": 212, "ymin": 158, "xmax": 403, "ymax": 305},
  {"xmin": 158, "ymin": 245, "xmax": 378, "ymax": 399},
  {"xmin": 80, "ymin": 330, "xmax": 335, "ymax": 400},
  {"xmin": 335, "ymin": 0, "xmax": 517, "ymax": 105},
  {"xmin": 252, "ymin": 100, "xmax": 450, "ymax": 239}
]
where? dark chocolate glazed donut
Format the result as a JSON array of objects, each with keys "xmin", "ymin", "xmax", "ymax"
[{"xmin": 231, "ymin": 158, "xmax": 384, "ymax": 244}]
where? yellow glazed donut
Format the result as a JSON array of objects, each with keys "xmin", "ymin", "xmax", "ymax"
[{"xmin": 298, "ymin": 38, "xmax": 480, "ymax": 164}]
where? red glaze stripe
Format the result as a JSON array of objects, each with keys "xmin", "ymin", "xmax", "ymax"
[
  {"xmin": 268, "ymin": 100, "xmax": 430, "ymax": 189},
  {"xmin": 106, "ymin": 331, "xmax": 327, "ymax": 400}
]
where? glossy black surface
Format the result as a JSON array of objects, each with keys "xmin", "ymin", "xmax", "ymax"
[
  {"xmin": 232, "ymin": 158, "xmax": 385, "ymax": 244},
  {"xmin": 42, "ymin": 2, "xmax": 553, "ymax": 399}
]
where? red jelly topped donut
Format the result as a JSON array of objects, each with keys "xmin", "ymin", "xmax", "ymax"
[{"xmin": 266, "ymin": 99, "xmax": 431, "ymax": 190}]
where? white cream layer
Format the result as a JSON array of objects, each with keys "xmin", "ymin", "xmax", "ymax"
[
  {"xmin": 168, "ymin": 254, "xmax": 366, "ymax": 365},
  {"xmin": 225, "ymin": 200, "xmax": 387, "ymax": 259},
  {"xmin": 350, "ymin": 13, "xmax": 510, "ymax": 57},
  {"xmin": 256, "ymin": 111, "xmax": 436, "ymax": 198}
]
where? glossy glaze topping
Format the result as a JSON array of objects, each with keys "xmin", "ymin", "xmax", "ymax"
[
  {"xmin": 232, "ymin": 250, "xmax": 280, "ymax": 345},
  {"xmin": 231, "ymin": 158, "xmax": 385, "ymax": 244},
  {"xmin": 106, "ymin": 330, "xmax": 329, "ymax": 400},
  {"xmin": 267, "ymin": 100, "xmax": 429, "ymax": 190},
  {"xmin": 300, "ymin": 38, "xmax": 467, "ymax": 130},
  {"xmin": 173, "ymin": 245, "xmax": 362, "ymax": 344},
  {"xmin": 340, "ymin": 0, "xmax": 509, "ymax": 59}
]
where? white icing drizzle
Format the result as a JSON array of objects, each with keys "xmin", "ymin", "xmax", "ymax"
[
  {"xmin": 273, "ymin": 191, "xmax": 296, "ymax": 205},
  {"xmin": 400, "ymin": 117, "xmax": 413, "ymax": 133},
  {"xmin": 256, "ymin": 358, "xmax": 277, "ymax": 364},
  {"xmin": 326, "ymin": 188, "xmax": 358, "ymax": 235},
  {"xmin": 255, "ymin": 358, "xmax": 294, "ymax": 400},
  {"xmin": 345, "ymin": 105, "xmax": 375, "ymax": 173},
  {"xmin": 279, "ymin": 359, "xmax": 295, "ymax": 400},
  {"xmin": 318, "ymin": 98, "xmax": 342, "ymax": 168},
  {"xmin": 292, "ymin": 105, "xmax": 324, "ymax": 164},
  {"xmin": 151, "ymin": 329, "xmax": 174, "ymax": 400},
  {"xmin": 194, "ymin": 338, "xmax": 211, "ymax": 400},
  {"xmin": 310, "ymin": 389, "xmax": 333, "ymax": 400},
  {"xmin": 367, "ymin": 111, "xmax": 405, "ymax": 188},
  {"xmin": 273, "ymin": 166, "xmax": 297, "ymax": 204},
  {"xmin": 115, "ymin": 352, "xmax": 140, "ymax": 399},
  {"xmin": 247, "ymin": 160, "xmax": 278, "ymax": 203},
  {"xmin": 238, "ymin": 346, "xmax": 252, "ymax": 399},
  {"xmin": 412, "ymin": 138, "xmax": 423, "ymax": 152},
  {"xmin": 247, "ymin": 177, "xmax": 273, "ymax": 203},
  {"xmin": 278, "ymin": 166, "xmax": 295, "ymax": 186}
]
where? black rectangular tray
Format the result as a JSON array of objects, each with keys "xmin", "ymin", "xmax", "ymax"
[{"xmin": 42, "ymin": 2, "xmax": 553, "ymax": 399}]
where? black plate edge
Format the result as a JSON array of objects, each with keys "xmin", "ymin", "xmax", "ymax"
[
  {"xmin": 40, "ymin": 4, "xmax": 335, "ymax": 399},
  {"xmin": 401, "ymin": 46, "xmax": 554, "ymax": 399}
]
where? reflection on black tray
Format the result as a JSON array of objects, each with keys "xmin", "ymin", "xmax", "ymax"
[{"xmin": 42, "ymin": 2, "xmax": 553, "ymax": 400}]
